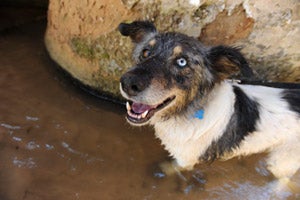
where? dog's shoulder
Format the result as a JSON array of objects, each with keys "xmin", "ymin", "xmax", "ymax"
[
  {"xmin": 202, "ymin": 81, "xmax": 300, "ymax": 161},
  {"xmin": 239, "ymin": 80, "xmax": 300, "ymax": 89},
  {"xmin": 281, "ymin": 88, "xmax": 300, "ymax": 115},
  {"xmin": 238, "ymin": 80, "xmax": 300, "ymax": 115},
  {"xmin": 202, "ymin": 83, "xmax": 261, "ymax": 161}
]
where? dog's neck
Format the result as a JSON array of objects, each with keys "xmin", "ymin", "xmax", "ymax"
[
  {"xmin": 159, "ymin": 81, "xmax": 235, "ymax": 125},
  {"xmin": 187, "ymin": 80, "xmax": 235, "ymax": 122},
  {"xmin": 193, "ymin": 109, "xmax": 205, "ymax": 119},
  {"xmin": 153, "ymin": 81, "xmax": 236, "ymax": 168}
]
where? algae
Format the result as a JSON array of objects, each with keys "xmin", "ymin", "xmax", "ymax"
[
  {"xmin": 70, "ymin": 37, "xmax": 95, "ymax": 60},
  {"xmin": 70, "ymin": 31, "xmax": 134, "ymax": 98}
]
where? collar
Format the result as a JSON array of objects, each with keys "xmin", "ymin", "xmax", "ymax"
[{"xmin": 194, "ymin": 109, "xmax": 204, "ymax": 120}]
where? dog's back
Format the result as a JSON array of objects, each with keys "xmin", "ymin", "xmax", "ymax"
[{"xmin": 227, "ymin": 83, "xmax": 300, "ymax": 179}]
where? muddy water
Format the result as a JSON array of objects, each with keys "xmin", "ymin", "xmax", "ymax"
[{"xmin": 0, "ymin": 20, "xmax": 299, "ymax": 200}]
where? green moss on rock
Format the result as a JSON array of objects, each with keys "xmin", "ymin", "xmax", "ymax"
[
  {"xmin": 64, "ymin": 0, "xmax": 299, "ymax": 100},
  {"xmin": 70, "ymin": 31, "xmax": 134, "ymax": 99},
  {"xmin": 71, "ymin": 37, "xmax": 95, "ymax": 60}
]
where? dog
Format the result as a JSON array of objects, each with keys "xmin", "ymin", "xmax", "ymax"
[{"xmin": 118, "ymin": 21, "xmax": 300, "ymax": 186}]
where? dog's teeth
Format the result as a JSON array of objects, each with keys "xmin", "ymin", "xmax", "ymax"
[
  {"xmin": 141, "ymin": 110, "xmax": 149, "ymax": 118},
  {"xmin": 126, "ymin": 102, "xmax": 131, "ymax": 111},
  {"xmin": 126, "ymin": 102, "xmax": 149, "ymax": 120},
  {"xmin": 127, "ymin": 110, "xmax": 139, "ymax": 119}
]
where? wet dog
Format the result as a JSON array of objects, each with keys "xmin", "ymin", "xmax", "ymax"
[{"xmin": 118, "ymin": 21, "xmax": 300, "ymax": 185}]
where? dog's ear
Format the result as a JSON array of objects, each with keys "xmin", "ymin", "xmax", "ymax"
[
  {"xmin": 118, "ymin": 21, "xmax": 157, "ymax": 43},
  {"xmin": 208, "ymin": 46, "xmax": 254, "ymax": 80}
]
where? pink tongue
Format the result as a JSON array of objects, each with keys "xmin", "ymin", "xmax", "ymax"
[{"xmin": 132, "ymin": 103, "xmax": 153, "ymax": 114}]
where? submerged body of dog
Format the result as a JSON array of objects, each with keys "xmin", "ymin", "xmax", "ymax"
[{"xmin": 118, "ymin": 21, "xmax": 300, "ymax": 184}]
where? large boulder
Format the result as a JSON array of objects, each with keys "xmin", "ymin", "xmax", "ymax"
[{"xmin": 45, "ymin": 0, "xmax": 300, "ymax": 99}]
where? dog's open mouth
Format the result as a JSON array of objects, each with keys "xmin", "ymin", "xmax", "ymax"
[{"xmin": 126, "ymin": 96, "xmax": 175, "ymax": 124}]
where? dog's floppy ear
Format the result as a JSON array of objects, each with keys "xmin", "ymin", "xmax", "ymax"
[
  {"xmin": 208, "ymin": 45, "xmax": 254, "ymax": 80},
  {"xmin": 118, "ymin": 21, "xmax": 157, "ymax": 43}
]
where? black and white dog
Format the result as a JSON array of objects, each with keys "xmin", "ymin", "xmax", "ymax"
[{"xmin": 118, "ymin": 21, "xmax": 300, "ymax": 185}]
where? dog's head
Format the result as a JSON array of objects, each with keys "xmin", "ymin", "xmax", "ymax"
[{"xmin": 118, "ymin": 21, "xmax": 253, "ymax": 126}]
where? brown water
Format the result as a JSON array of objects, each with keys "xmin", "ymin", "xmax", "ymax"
[{"xmin": 0, "ymin": 16, "xmax": 299, "ymax": 200}]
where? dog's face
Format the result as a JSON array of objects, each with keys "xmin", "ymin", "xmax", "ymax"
[{"xmin": 118, "ymin": 21, "xmax": 253, "ymax": 126}]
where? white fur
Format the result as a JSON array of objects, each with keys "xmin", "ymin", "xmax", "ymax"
[
  {"xmin": 153, "ymin": 81, "xmax": 300, "ymax": 179},
  {"xmin": 232, "ymin": 84, "xmax": 300, "ymax": 179},
  {"xmin": 154, "ymin": 81, "xmax": 235, "ymax": 168}
]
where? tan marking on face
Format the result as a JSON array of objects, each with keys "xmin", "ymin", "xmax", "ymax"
[
  {"xmin": 155, "ymin": 87, "xmax": 190, "ymax": 119},
  {"xmin": 149, "ymin": 39, "xmax": 156, "ymax": 46},
  {"xmin": 151, "ymin": 75, "xmax": 168, "ymax": 89},
  {"xmin": 173, "ymin": 46, "xmax": 183, "ymax": 56}
]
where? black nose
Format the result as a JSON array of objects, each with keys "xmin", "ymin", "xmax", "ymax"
[{"xmin": 120, "ymin": 72, "xmax": 148, "ymax": 96}]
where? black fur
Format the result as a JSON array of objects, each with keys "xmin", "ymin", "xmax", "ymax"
[
  {"xmin": 239, "ymin": 80, "xmax": 300, "ymax": 115},
  {"xmin": 120, "ymin": 65, "xmax": 153, "ymax": 96},
  {"xmin": 120, "ymin": 55, "xmax": 171, "ymax": 96},
  {"xmin": 118, "ymin": 21, "xmax": 156, "ymax": 43},
  {"xmin": 282, "ymin": 89, "xmax": 300, "ymax": 115},
  {"xmin": 240, "ymin": 80, "xmax": 300, "ymax": 89},
  {"xmin": 208, "ymin": 45, "xmax": 254, "ymax": 80},
  {"xmin": 202, "ymin": 86, "xmax": 260, "ymax": 161}
]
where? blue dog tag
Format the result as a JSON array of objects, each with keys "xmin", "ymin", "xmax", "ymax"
[{"xmin": 194, "ymin": 109, "xmax": 204, "ymax": 120}]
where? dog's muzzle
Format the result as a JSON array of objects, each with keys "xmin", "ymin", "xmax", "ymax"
[
  {"xmin": 120, "ymin": 72, "xmax": 175, "ymax": 125},
  {"xmin": 124, "ymin": 97, "xmax": 175, "ymax": 125},
  {"xmin": 120, "ymin": 71, "xmax": 148, "ymax": 97}
]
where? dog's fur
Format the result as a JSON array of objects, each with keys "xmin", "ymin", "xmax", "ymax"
[{"xmin": 118, "ymin": 21, "xmax": 300, "ymax": 182}]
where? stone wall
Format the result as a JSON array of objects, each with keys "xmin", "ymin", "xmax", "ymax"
[{"xmin": 45, "ymin": 0, "xmax": 300, "ymax": 99}]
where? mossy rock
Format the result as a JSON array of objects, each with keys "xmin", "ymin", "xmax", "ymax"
[{"xmin": 45, "ymin": 0, "xmax": 300, "ymax": 100}]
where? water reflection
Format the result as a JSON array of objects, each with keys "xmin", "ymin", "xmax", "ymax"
[{"xmin": 12, "ymin": 157, "xmax": 37, "ymax": 169}]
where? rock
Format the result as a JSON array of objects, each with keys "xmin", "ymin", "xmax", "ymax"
[{"xmin": 45, "ymin": 0, "xmax": 300, "ymax": 99}]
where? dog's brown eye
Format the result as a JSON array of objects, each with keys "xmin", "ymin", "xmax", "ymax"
[{"xmin": 142, "ymin": 49, "xmax": 151, "ymax": 58}]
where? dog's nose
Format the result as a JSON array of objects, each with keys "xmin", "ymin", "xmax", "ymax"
[{"xmin": 120, "ymin": 73, "xmax": 147, "ymax": 96}]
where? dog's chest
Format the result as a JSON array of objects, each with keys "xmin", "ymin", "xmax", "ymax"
[
  {"xmin": 154, "ymin": 114, "xmax": 233, "ymax": 168},
  {"xmin": 153, "ymin": 83, "xmax": 236, "ymax": 168},
  {"xmin": 154, "ymin": 119, "xmax": 205, "ymax": 168}
]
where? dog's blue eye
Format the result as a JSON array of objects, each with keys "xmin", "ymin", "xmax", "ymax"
[{"xmin": 176, "ymin": 58, "xmax": 187, "ymax": 68}]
